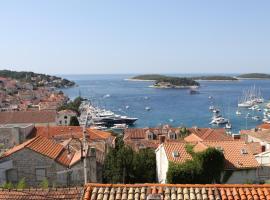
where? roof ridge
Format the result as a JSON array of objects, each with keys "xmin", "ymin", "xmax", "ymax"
[{"xmin": 84, "ymin": 183, "xmax": 270, "ymax": 188}]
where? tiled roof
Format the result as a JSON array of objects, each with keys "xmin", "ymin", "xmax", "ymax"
[
  {"xmin": 257, "ymin": 123, "xmax": 270, "ymax": 130},
  {"xmin": 0, "ymin": 187, "xmax": 83, "ymax": 200},
  {"xmin": 241, "ymin": 129, "xmax": 270, "ymax": 143},
  {"xmin": 246, "ymin": 142, "xmax": 263, "ymax": 155},
  {"xmin": 194, "ymin": 140, "xmax": 260, "ymax": 169},
  {"xmin": 83, "ymin": 183, "xmax": 270, "ymax": 200},
  {"xmin": 33, "ymin": 126, "xmax": 114, "ymax": 141},
  {"xmin": 0, "ymin": 111, "xmax": 56, "ymax": 124},
  {"xmin": 185, "ymin": 128, "xmax": 233, "ymax": 143},
  {"xmin": 163, "ymin": 142, "xmax": 192, "ymax": 163},
  {"xmin": 1, "ymin": 136, "xmax": 80, "ymax": 167}
]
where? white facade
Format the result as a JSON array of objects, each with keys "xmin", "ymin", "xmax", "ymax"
[
  {"xmin": 57, "ymin": 111, "xmax": 77, "ymax": 126},
  {"xmin": 155, "ymin": 144, "xmax": 169, "ymax": 183}
]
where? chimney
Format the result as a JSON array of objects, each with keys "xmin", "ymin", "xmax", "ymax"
[
  {"xmin": 159, "ymin": 135, "xmax": 166, "ymax": 144},
  {"xmin": 232, "ymin": 134, "xmax": 240, "ymax": 140},
  {"xmin": 262, "ymin": 145, "xmax": 266, "ymax": 152}
]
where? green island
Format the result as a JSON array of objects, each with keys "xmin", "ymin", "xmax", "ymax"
[
  {"xmin": 237, "ymin": 73, "xmax": 270, "ymax": 79},
  {"xmin": 0, "ymin": 69, "xmax": 75, "ymax": 88},
  {"xmin": 192, "ymin": 76, "xmax": 238, "ymax": 81},
  {"xmin": 130, "ymin": 74, "xmax": 199, "ymax": 88}
]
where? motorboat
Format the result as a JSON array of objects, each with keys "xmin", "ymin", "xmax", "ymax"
[
  {"xmin": 212, "ymin": 108, "xmax": 220, "ymax": 113},
  {"xmin": 252, "ymin": 116, "xmax": 261, "ymax": 121},
  {"xmin": 145, "ymin": 106, "xmax": 151, "ymax": 111},
  {"xmin": 225, "ymin": 122, "xmax": 232, "ymax": 129},
  {"xmin": 210, "ymin": 117, "xmax": 229, "ymax": 125},
  {"xmin": 209, "ymin": 105, "xmax": 214, "ymax": 110},
  {"xmin": 236, "ymin": 110, "xmax": 241, "ymax": 115},
  {"xmin": 110, "ymin": 123, "xmax": 128, "ymax": 134}
]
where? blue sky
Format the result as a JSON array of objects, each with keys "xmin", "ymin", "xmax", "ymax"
[{"xmin": 0, "ymin": 0, "xmax": 269, "ymax": 74}]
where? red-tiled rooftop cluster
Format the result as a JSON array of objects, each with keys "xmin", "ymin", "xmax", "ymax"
[{"xmin": 83, "ymin": 184, "xmax": 270, "ymax": 200}]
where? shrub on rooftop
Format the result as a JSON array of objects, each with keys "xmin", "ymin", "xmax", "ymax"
[{"xmin": 167, "ymin": 146, "xmax": 225, "ymax": 184}]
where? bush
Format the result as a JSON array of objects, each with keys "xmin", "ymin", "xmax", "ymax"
[
  {"xmin": 1, "ymin": 182, "xmax": 13, "ymax": 189},
  {"xmin": 167, "ymin": 146, "xmax": 224, "ymax": 184},
  {"xmin": 17, "ymin": 178, "xmax": 27, "ymax": 189},
  {"xmin": 40, "ymin": 178, "xmax": 49, "ymax": 188}
]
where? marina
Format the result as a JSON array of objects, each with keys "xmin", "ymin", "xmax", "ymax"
[
  {"xmin": 61, "ymin": 74, "xmax": 270, "ymax": 133},
  {"xmin": 78, "ymin": 100, "xmax": 137, "ymax": 132}
]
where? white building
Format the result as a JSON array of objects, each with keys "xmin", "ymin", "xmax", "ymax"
[
  {"xmin": 57, "ymin": 110, "xmax": 77, "ymax": 126},
  {"xmin": 156, "ymin": 140, "xmax": 266, "ymax": 184}
]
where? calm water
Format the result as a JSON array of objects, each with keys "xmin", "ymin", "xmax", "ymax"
[{"xmin": 60, "ymin": 74, "xmax": 270, "ymax": 133}]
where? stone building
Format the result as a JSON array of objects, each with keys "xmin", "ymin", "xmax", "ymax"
[
  {"xmin": 0, "ymin": 123, "xmax": 34, "ymax": 153},
  {"xmin": 0, "ymin": 136, "xmax": 97, "ymax": 186}
]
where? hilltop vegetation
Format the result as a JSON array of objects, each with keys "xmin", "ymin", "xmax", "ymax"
[
  {"xmin": 131, "ymin": 74, "xmax": 238, "ymax": 82},
  {"xmin": 0, "ymin": 69, "xmax": 75, "ymax": 88},
  {"xmin": 153, "ymin": 76, "xmax": 200, "ymax": 88},
  {"xmin": 131, "ymin": 74, "xmax": 168, "ymax": 81},
  {"xmin": 237, "ymin": 73, "xmax": 270, "ymax": 79},
  {"xmin": 192, "ymin": 76, "xmax": 238, "ymax": 81}
]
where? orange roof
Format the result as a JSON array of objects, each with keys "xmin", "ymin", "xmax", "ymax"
[
  {"xmin": 241, "ymin": 129, "xmax": 270, "ymax": 143},
  {"xmin": 84, "ymin": 183, "xmax": 270, "ymax": 200},
  {"xmin": 0, "ymin": 111, "xmax": 56, "ymax": 124},
  {"xmin": 0, "ymin": 187, "xmax": 83, "ymax": 199},
  {"xmin": 33, "ymin": 126, "xmax": 114, "ymax": 141},
  {"xmin": 194, "ymin": 140, "xmax": 260, "ymax": 169},
  {"xmin": 1, "ymin": 136, "xmax": 80, "ymax": 167},
  {"xmin": 185, "ymin": 128, "xmax": 233, "ymax": 142},
  {"xmin": 162, "ymin": 142, "xmax": 192, "ymax": 163},
  {"xmin": 257, "ymin": 123, "xmax": 270, "ymax": 130}
]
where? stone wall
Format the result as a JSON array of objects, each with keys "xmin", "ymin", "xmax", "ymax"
[{"xmin": 0, "ymin": 147, "xmax": 98, "ymax": 187}]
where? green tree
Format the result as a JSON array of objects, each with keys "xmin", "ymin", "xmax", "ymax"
[
  {"xmin": 103, "ymin": 136, "xmax": 156, "ymax": 183},
  {"xmin": 16, "ymin": 178, "xmax": 27, "ymax": 189},
  {"xmin": 69, "ymin": 116, "xmax": 80, "ymax": 126},
  {"xmin": 133, "ymin": 148, "xmax": 156, "ymax": 183}
]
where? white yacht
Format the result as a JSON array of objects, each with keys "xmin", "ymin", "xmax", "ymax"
[
  {"xmin": 210, "ymin": 117, "xmax": 229, "ymax": 125},
  {"xmin": 236, "ymin": 110, "xmax": 241, "ymax": 115},
  {"xmin": 225, "ymin": 122, "xmax": 232, "ymax": 129}
]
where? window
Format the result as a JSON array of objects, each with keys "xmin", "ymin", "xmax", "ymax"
[
  {"xmin": 59, "ymin": 120, "xmax": 62, "ymax": 124},
  {"xmin": 35, "ymin": 168, "xmax": 46, "ymax": 181},
  {"xmin": 6, "ymin": 169, "xmax": 18, "ymax": 183},
  {"xmin": 64, "ymin": 116, "xmax": 68, "ymax": 119}
]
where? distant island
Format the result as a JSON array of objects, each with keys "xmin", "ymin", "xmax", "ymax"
[
  {"xmin": 192, "ymin": 76, "xmax": 238, "ymax": 81},
  {"xmin": 130, "ymin": 74, "xmax": 238, "ymax": 82},
  {"xmin": 0, "ymin": 69, "xmax": 75, "ymax": 88},
  {"xmin": 130, "ymin": 74, "xmax": 200, "ymax": 88},
  {"xmin": 129, "ymin": 74, "xmax": 167, "ymax": 81},
  {"xmin": 237, "ymin": 73, "xmax": 270, "ymax": 79}
]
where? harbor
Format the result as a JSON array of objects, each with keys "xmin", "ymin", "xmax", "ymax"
[
  {"xmin": 78, "ymin": 100, "xmax": 138, "ymax": 133},
  {"xmin": 61, "ymin": 74, "xmax": 270, "ymax": 133}
]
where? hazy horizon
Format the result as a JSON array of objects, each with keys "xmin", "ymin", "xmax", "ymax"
[{"xmin": 1, "ymin": 1, "xmax": 270, "ymax": 74}]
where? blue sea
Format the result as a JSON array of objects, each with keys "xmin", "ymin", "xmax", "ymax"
[{"xmin": 60, "ymin": 74, "xmax": 270, "ymax": 133}]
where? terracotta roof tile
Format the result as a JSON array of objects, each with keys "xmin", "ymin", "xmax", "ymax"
[
  {"xmin": 1, "ymin": 136, "xmax": 81, "ymax": 167},
  {"xmin": 0, "ymin": 187, "xmax": 83, "ymax": 199},
  {"xmin": 83, "ymin": 184, "xmax": 270, "ymax": 200},
  {"xmin": 33, "ymin": 126, "xmax": 115, "ymax": 142},
  {"xmin": 257, "ymin": 123, "xmax": 270, "ymax": 130},
  {"xmin": 186, "ymin": 128, "xmax": 233, "ymax": 142},
  {"xmin": 194, "ymin": 140, "xmax": 259, "ymax": 169},
  {"xmin": 0, "ymin": 111, "xmax": 56, "ymax": 124},
  {"xmin": 242, "ymin": 129, "xmax": 270, "ymax": 143},
  {"xmin": 163, "ymin": 142, "xmax": 192, "ymax": 163}
]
